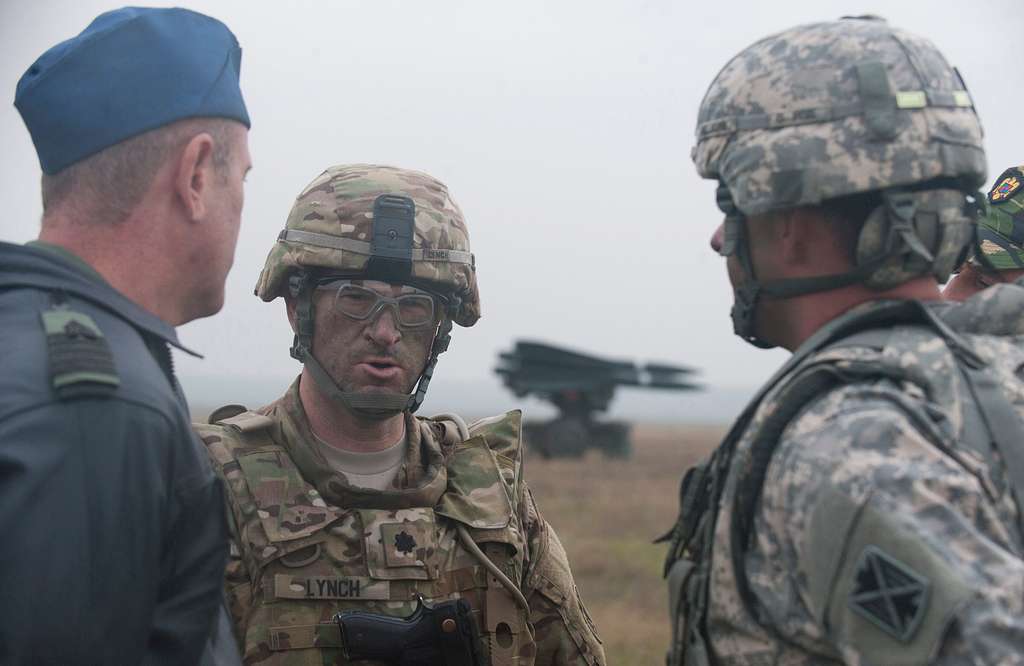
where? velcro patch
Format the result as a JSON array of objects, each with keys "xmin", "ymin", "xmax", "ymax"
[
  {"xmin": 382, "ymin": 521, "xmax": 433, "ymax": 567},
  {"xmin": 810, "ymin": 491, "xmax": 970, "ymax": 665},
  {"xmin": 272, "ymin": 574, "xmax": 390, "ymax": 600},
  {"xmin": 849, "ymin": 545, "xmax": 931, "ymax": 642},
  {"xmin": 41, "ymin": 308, "xmax": 119, "ymax": 399},
  {"xmin": 361, "ymin": 508, "xmax": 437, "ymax": 581}
]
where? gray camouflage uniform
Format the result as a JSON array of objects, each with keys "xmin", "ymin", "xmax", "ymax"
[
  {"xmin": 701, "ymin": 293, "xmax": 1024, "ymax": 664},
  {"xmin": 665, "ymin": 16, "xmax": 1024, "ymax": 666}
]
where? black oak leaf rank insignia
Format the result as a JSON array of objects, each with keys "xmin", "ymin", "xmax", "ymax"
[
  {"xmin": 394, "ymin": 530, "xmax": 417, "ymax": 555},
  {"xmin": 848, "ymin": 545, "xmax": 931, "ymax": 642}
]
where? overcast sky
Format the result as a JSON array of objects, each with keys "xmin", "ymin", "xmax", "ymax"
[{"xmin": 2, "ymin": 1, "xmax": 1020, "ymax": 420}]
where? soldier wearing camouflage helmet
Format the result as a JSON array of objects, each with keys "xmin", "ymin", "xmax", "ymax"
[
  {"xmin": 662, "ymin": 17, "xmax": 1024, "ymax": 665},
  {"xmin": 944, "ymin": 165, "xmax": 1024, "ymax": 300},
  {"xmin": 196, "ymin": 164, "xmax": 604, "ymax": 665}
]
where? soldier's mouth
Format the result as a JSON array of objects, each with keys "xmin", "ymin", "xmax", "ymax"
[{"xmin": 358, "ymin": 360, "xmax": 402, "ymax": 380}]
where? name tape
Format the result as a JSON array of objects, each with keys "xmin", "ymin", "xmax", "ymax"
[{"xmin": 273, "ymin": 574, "xmax": 391, "ymax": 601}]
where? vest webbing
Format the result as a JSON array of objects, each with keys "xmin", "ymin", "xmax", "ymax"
[
  {"xmin": 209, "ymin": 409, "xmax": 529, "ymax": 665},
  {"xmin": 666, "ymin": 300, "xmax": 1024, "ymax": 665}
]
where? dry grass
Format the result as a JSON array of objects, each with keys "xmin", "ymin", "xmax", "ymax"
[{"xmin": 523, "ymin": 424, "xmax": 723, "ymax": 665}]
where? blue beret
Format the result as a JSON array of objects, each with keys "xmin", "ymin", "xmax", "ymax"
[{"xmin": 15, "ymin": 7, "xmax": 250, "ymax": 174}]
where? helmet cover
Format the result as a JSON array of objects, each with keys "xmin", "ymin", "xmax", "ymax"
[
  {"xmin": 256, "ymin": 164, "xmax": 480, "ymax": 327},
  {"xmin": 693, "ymin": 16, "xmax": 986, "ymax": 216}
]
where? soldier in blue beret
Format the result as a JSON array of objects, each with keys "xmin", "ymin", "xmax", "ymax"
[{"xmin": 0, "ymin": 7, "xmax": 251, "ymax": 664}]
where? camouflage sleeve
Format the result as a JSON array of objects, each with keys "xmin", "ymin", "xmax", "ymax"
[
  {"xmin": 520, "ymin": 484, "xmax": 605, "ymax": 666},
  {"xmin": 223, "ymin": 507, "xmax": 253, "ymax": 640},
  {"xmin": 753, "ymin": 386, "xmax": 1024, "ymax": 665},
  {"xmin": 196, "ymin": 421, "xmax": 256, "ymax": 645}
]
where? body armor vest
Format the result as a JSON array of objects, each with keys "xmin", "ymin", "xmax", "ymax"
[
  {"xmin": 664, "ymin": 297, "xmax": 1024, "ymax": 665},
  {"xmin": 198, "ymin": 404, "xmax": 535, "ymax": 666}
]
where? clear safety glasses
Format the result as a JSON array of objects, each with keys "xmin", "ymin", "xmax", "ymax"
[{"xmin": 315, "ymin": 279, "xmax": 440, "ymax": 328}]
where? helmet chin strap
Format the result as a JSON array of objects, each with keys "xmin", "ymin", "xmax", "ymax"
[
  {"xmin": 288, "ymin": 273, "xmax": 457, "ymax": 419},
  {"xmin": 302, "ymin": 353, "xmax": 409, "ymax": 419},
  {"xmin": 718, "ymin": 186, "xmax": 776, "ymax": 349},
  {"xmin": 718, "ymin": 185, "xmax": 913, "ymax": 349}
]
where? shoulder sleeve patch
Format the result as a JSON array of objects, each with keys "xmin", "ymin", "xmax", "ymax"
[
  {"xmin": 808, "ymin": 491, "xmax": 972, "ymax": 664},
  {"xmin": 40, "ymin": 307, "xmax": 119, "ymax": 399},
  {"xmin": 989, "ymin": 169, "xmax": 1022, "ymax": 203},
  {"xmin": 848, "ymin": 545, "xmax": 931, "ymax": 642}
]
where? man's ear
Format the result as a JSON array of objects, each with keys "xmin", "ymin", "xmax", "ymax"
[
  {"xmin": 284, "ymin": 295, "xmax": 299, "ymax": 334},
  {"xmin": 174, "ymin": 132, "xmax": 216, "ymax": 221}
]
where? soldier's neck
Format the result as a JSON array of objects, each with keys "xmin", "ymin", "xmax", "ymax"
[
  {"xmin": 770, "ymin": 277, "xmax": 943, "ymax": 351},
  {"xmin": 298, "ymin": 371, "xmax": 407, "ymax": 453},
  {"xmin": 39, "ymin": 212, "xmax": 191, "ymax": 325}
]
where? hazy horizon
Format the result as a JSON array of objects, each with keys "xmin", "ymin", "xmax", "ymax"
[
  {"xmin": 4, "ymin": 1, "xmax": 1019, "ymax": 423},
  {"xmin": 183, "ymin": 369, "xmax": 755, "ymax": 425}
]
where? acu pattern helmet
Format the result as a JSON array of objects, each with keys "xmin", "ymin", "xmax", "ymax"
[
  {"xmin": 693, "ymin": 16, "xmax": 987, "ymax": 346},
  {"xmin": 256, "ymin": 164, "xmax": 480, "ymax": 414}
]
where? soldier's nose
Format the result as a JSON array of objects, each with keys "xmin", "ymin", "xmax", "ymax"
[
  {"xmin": 365, "ymin": 307, "xmax": 402, "ymax": 346},
  {"xmin": 710, "ymin": 224, "xmax": 725, "ymax": 254}
]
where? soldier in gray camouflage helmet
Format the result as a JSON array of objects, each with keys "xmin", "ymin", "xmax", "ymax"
[
  {"xmin": 663, "ymin": 17, "xmax": 1024, "ymax": 665},
  {"xmin": 196, "ymin": 164, "xmax": 605, "ymax": 665},
  {"xmin": 944, "ymin": 165, "xmax": 1024, "ymax": 300}
]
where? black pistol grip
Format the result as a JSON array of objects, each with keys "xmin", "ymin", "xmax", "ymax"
[
  {"xmin": 335, "ymin": 597, "xmax": 484, "ymax": 665},
  {"xmin": 336, "ymin": 599, "xmax": 437, "ymax": 664}
]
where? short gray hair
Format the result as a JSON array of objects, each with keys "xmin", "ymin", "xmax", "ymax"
[{"xmin": 41, "ymin": 117, "xmax": 237, "ymax": 224}]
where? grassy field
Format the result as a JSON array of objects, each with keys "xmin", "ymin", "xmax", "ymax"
[{"xmin": 523, "ymin": 424, "xmax": 723, "ymax": 665}]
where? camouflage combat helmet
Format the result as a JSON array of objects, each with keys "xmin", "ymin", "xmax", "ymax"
[
  {"xmin": 256, "ymin": 164, "xmax": 480, "ymax": 325},
  {"xmin": 256, "ymin": 164, "xmax": 480, "ymax": 415},
  {"xmin": 693, "ymin": 16, "xmax": 987, "ymax": 347},
  {"xmin": 972, "ymin": 166, "xmax": 1024, "ymax": 270}
]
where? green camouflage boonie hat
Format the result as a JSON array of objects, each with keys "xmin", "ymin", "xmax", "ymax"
[
  {"xmin": 256, "ymin": 164, "xmax": 480, "ymax": 327},
  {"xmin": 693, "ymin": 16, "xmax": 986, "ymax": 216},
  {"xmin": 973, "ymin": 166, "xmax": 1024, "ymax": 270}
]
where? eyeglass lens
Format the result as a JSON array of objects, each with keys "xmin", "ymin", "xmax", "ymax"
[{"xmin": 330, "ymin": 283, "xmax": 435, "ymax": 326}]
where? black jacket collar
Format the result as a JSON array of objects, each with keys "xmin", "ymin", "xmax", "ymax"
[{"xmin": 0, "ymin": 241, "xmax": 201, "ymax": 357}]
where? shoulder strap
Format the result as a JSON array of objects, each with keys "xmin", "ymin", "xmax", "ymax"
[
  {"xmin": 40, "ymin": 299, "xmax": 120, "ymax": 400},
  {"xmin": 733, "ymin": 328, "xmax": 894, "ymax": 550},
  {"xmin": 215, "ymin": 409, "xmax": 276, "ymax": 434},
  {"xmin": 196, "ymin": 406, "xmax": 278, "ymax": 472},
  {"xmin": 431, "ymin": 411, "xmax": 531, "ymax": 666},
  {"xmin": 433, "ymin": 412, "xmax": 518, "ymax": 531},
  {"xmin": 957, "ymin": 362, "xmax": 1024, "ymax": 540},
  {"xmin": 196, "ymin": 410, "xmax": 342, "ymax": 548},
  {"xmin": 434, "ymin": 410, "xmax": 524, "ymax": 492}
]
